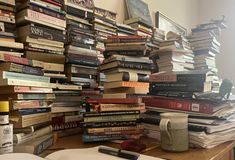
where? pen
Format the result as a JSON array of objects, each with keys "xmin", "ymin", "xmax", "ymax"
[{"xmin": 98, "ymin": 146, "xmax": 140, "ymax": 160}]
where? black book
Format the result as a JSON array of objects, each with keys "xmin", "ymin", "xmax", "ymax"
[
  {"xmin": 82, "ymin": 121, "xmax": 140, "ymax": 128},
  {"xmin": 84, "ymin": 110, "xmax": 140, "ymax": 117},
  {"xmin": 150, "ymin": 82, "xmax": 212, "ymax": 93},
  {"xmin": 103, "ymin": 50, "xmax": 147, "ymax": 58},
  {"xmin": 66, "ymin": 6, "xmax": 93, "ymax": 20}
]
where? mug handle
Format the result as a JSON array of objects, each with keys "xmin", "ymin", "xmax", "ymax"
[{"xmin": 160, "ymin": 119, "xmax": 172, "ymax": 145}]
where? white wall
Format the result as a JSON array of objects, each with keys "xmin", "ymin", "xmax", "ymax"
[
  {"xmin": 198, "ymin": 0, "xmax": 235, "ymax": 86},
  {"xmin": 94, "ymin": 0, "xmax": 199, "ymax": 30}
]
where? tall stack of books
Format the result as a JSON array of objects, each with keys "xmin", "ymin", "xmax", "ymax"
[
  {"xmin": 83, "ymin": 98, "xmax": 144, "ymax": 143},
  {"xmin": 101, "ymin": 36, "xmax": 154, "ymax": 98},
  {"xmin": 190, "ymin": 21, "xmax": 227, "ymax": 92},
  {"xmin": 93, "ymin": 7, "xmax": 117, "ymax": 52},
  {"xmin": 16, "ymin": 0, "xmax": 66, "ymax": 81},
  {"xmin": 151, "ymin": 27, "xmax": 165, "ymax": 49},
  {"xmin": 93, "ymin": 7, "xmax": 117, "ymax": 93},
  {"xmin": 143, "ymin": 67, "xmax": 235, "ymax": 149},
  {"xmin": 0, "ymin": 55, "xmax": 55, "ymax": 154},
  {"xmin": 150, "ymin": 31, "xmax": 194, "ymax": 72},
  {"xmin": 64, "ymin": 0, "xmax": 99, "ymax": 93}
]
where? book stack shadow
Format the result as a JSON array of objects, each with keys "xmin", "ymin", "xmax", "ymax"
[
  {"xmin": 142, "ymin": 19, "xmax": 235, "ymax": 150},
  {"xmin": 0, "ymin": 0, "xmax": 54, "ymax": 155}
]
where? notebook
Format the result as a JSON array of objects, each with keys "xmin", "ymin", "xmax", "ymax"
[{"xmin": 0, "ymin": 146, "xmax": 164, "ymax": 160}]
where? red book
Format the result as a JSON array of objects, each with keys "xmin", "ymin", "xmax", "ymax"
[
  {"xmin": 142, "ymin": 97, "xmax": 215, "ymax": 114},
  {"xmin": 41, "ymin": 0, "xmax": 63, "ymax": 7},
  {"xmin": 0, "ymin": 86, "xmax": 53, "ymax": 94},
  {"xmin": 87, "ymin": 98, "xmax": 142, "ymax": 104},
  {"xmin": 2, "ymin": 54, "xmax": 30, "ymax": 66},
  {"xmin": 107, "ymin": 36, "xmax": 145, "ymax": 39}
]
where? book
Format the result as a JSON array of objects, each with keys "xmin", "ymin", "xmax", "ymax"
[
  {"xmin": 0, "ymin": 62, "xmax": 44, "ymax": 76},
  {"xmin": 150, "ymin": 81, "xmax": 212, "ymax": 92},
  {"xmin": 0, "ymin": 86, "xmax": 53, "ymax": 94},
  {"xmin": 0, "ymin": 79, "xmax": 55, "ymax": 88},
  {"xmin": 16, "ymin": 9, "xmax": 66, "ymax": 28},
  {"xmin": 13, "ymin": 134, "xmax": 54, "ymax": 155},
  {"xmin": 99, "ymin": 103, "xmax": 145, "ymax": 112},
  {"xmin": 99, "ymin": 61, "xmax": 154, "ymax": 71},
  {"xmin": 87, "ymin": 98, "xmax": 142, "ymax": 104},
  {"xmin": 104, "ymin": 87, "xmax": 149, "ymax": 94},
  {"xmin": 0, "ymin": 93, "xmax": 55, "ymax": 100},
  {"xmin": 10, "ymin": 112, "xmax": 52, "ymax": 128},
  {"xmin": 103, "ymin": 93, "xmax": 146, "ymax": 99},
  {"xmin": 102, "ymin": 67, "xmax": 151, "ymax": 75},
  {"xmin": 104, "ymin": 81, "xmax": 149, "ymax": 89},
  {"xmin": 84, "ymin": 114, "xmax": 139, "ymax": 123},
  {"xmin": 106, "ymin": 72, "xmax": 149, "ymax": 82},
  {"xmin": 0, "ymin": 71, "xmax": 50, "ymax": 83},
  {"xmin": 10, "ymin": 100, "xmax": 52, "ymax": 110},
  {"xmin": 103, "ymin": 54, "xmax": 152, "ymax": 64},
  {"xmin": 142, "ymin": 97, "xmax": 219, "ymax": 114},
  {"xmin": 13, "ymin": 125, "xmax": 53, "ymax": 144}
]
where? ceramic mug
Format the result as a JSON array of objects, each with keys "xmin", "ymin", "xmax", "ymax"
[{"xmin": 160, "ymin": 112, "xmax": 189, "ymax": 152}]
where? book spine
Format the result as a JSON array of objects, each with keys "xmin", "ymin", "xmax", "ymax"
[
  {"xmin": 149, "ymin": 74, "xmax": 206, "ymax": 83},
  {"xmin": 17, "ymin": 93, "xmax": 55, "ymax": 100},
  {"xmin": 150, "ymin": 82, "xmax": 207, "ymax": 92},
  {"xmin": 87, "ymin": 98, "xmax": 142, "ymax": 104},
  {"xmin": 117, "ymin": 61, "xmax": 154, "ymax": 70},
  {"xmin": 87, "ymin": 125, "xmax": 144, "ymax": 134},
  {"xmin": 1, "ymin": 79, "xmax": 55, "ymax": 88},
  {"xmin": 1, "ymin": 54, "xmax": 30, "ymax": 65},
  {"xmin": 122, "ymin": 72, "xmax": 149, "ymax": 82},
  {"xmin": 11, "ymin": 113, "xmax": 52, "ymax": 128},
  {"xmin": 103, "ymin": 50, "xmax": 146, "ymax": 58},
  {"xmin": 83, "ymin": 121, "xmax": 139, "ymax": 128},
  {"xmin": 11, "ymin": 100, "xmax": 49, "ymax": 110},
  {"xmin": 82, "ymin": 134, "xmax": 129, "ymax": 143},
  {"xmin": 84, "ymin": 114, "xmax": 139, "ymax": 123},
  {"xmin": 17, "ymin": 108, "xmax": 51, "ymax": 115},
  {"xmin": 106, "ymin": 38, "xmax": 146, "ymax": 43},
  {"xmin": 34, "ymin": 134, "xmax": 54, "ymax": 155},
  {"xmin": 14, "ymin": 126, "xmax": 52, "ymax": 144},
  {"xmin": 122, "ymin": 81, "xmax": 149, "ymax": 88},
  {"xmin": 142, "ymin": 97, "xmax": 214, "ymax": 114},
  {"xmin": 21, "ymin": 65, "xmax": 44, "ymax": 76},
  {"xmin": 29, "ymin": 4, "xmax": 65, "ymax": 20},
  {"xmin": 29, "ymin": 24, "xmax": 65, "ymax": 42},
  {"xmin": 13, "ymin": 86, "xmax": 53, "ymax": 93},
  {"xmin": 67, "ymin": 58, "xmax": 100, "ymax": 67},
  {"xmin": 2, "ymin": 71, "xmax": 50, "ymax": 83},
  {"xmin": 26, "ymin": 9, "xmax": 66, "ymax": 28},
  {"xmin": 0, "ymin": 15, "xmax": 15, "ymax": 24},
  {"xmin": 84, "ymin": 110, "xmax": 140, "ymax": 117}
]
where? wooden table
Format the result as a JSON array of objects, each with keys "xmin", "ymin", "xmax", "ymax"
[{"xmin": 47, "ymin": 135, "xmax": 235, "ymax": 160}]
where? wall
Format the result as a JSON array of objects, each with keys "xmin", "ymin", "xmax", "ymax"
[
  {"xmin": 198, "ymin": 0, "xmax": 235, "ymax": 89},
  {"xmin": 94, "ymin": 0, "xmax": 199, "ymax": 30}
]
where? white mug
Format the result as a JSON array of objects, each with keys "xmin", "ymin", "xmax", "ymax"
[{"xmin": 160, "ymin": 112, "xmax": 189, "ymax": 152}]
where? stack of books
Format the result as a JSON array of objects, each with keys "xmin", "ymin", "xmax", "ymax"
[
  {"xmin": 93, "ymin": 7, "xmax": 117, "ymax": 52},
  {"xmin": 124, "ymin": 18, "xmax": 153, "ymax": 38},
  {"xmin": 83, "ymin": 98, "xmax": 144, "ymax": 143},
  {"xmin": 2, "ymin": 56, "xmax": 55, "ymax": 154},
  {"xmin": 51, "ymin": 84, "xmax": 84, "ymax": 138},
  {"xmin": 150, "ymin": 28, "xmax": 165, "ymax": 49},
  {"xmin": 150, "ymin": 31, "xmax": 194, "ymax": 72},
  {"xmin": 16, "ymin": 0, "xmax": 66, "ymax": 80},
  {"xmin": 101, "ymin": 36, "xmax": 154, "ymax": 98},
  {"xmin": 116, "ymin": 23, "xmax": 136, "ymax": 36},
  {"xmin": 64, "ymin": 0, "xmax": 99, "ymax": 93},
  {"xmin": 190, "ymin": 21, "xmax": 227, "ymax": 92},
  {"xmin": 143, "ymin": 68, "xmax": 235, "ymax": 149}
]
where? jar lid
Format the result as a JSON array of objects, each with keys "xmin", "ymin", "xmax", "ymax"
[{"xmin": 0, "ymin": 101, "xmax": 9, "ymax": 112}]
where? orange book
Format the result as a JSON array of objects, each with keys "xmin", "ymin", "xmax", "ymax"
[{"xmin": 104, "ymin": 81, "xmax": 149, "ymax": 89}]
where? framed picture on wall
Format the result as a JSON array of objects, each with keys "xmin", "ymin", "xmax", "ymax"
[
  {"xmin": 125, "ymin": 0, "xmax": 153, "ymax": 27},
  {"xmin": 155, "ymin": 11, "xmax": 187, "ymax": 36}
]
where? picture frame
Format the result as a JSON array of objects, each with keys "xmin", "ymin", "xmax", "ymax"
[
  {"xmin": 155, "ymin": 11, "xmax": 187, "ymax": 36},
  {"xmin": 125, "ymin": 0, "xmax": 153, "ymax": 27}
]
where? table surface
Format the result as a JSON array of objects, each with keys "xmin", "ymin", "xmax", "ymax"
[{"xmin": 47, "ymin": 134, "xmax": 235, "ymax": 160}]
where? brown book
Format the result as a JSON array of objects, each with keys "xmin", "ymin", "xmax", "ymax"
[
  {"xmin": 104, "ymin": 87, "xmax": 149, "ymax": 94},
  {"xmin": 99, "ymin": 103, "xmax": 145, "ymax": 112},
  {"xmin": 104, "ymin": 81, "xmax": 149, "ymax": 89},
  {"xmin": 25, "ymin": 51, "xmax": 65, "ymax": 64},
  {"xmin": 87, "ymin": 98, "xmax": 142, "ymax": 104},
  {"xmin": 43, "ymin": 62, "xmax": 64, "ymax": 72},
  {"xmin": 10, "ymin": 112, "xmax": 52, "ymax": 128}
]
